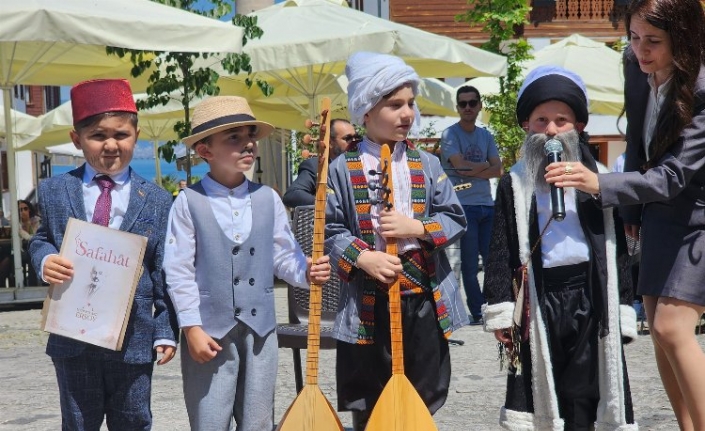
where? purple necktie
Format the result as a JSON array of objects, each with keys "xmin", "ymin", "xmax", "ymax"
[{"xmin": 92, "ymin": 176, "xmax": 115, "ymax": 227}]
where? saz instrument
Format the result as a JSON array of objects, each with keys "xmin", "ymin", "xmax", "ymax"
[
  {"xmin": 365, "ymin": 144, "xmax": 439, "ymax": 431},
  {"xmin": 276, "ymin": 98, "xmax": 344, "ymax": 431}
]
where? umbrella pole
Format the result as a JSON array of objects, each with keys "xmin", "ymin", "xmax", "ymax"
[
  {"xmin": 2, "ymin": 86, "xmax": 25, "ymax": 289},
  {"xmin": 153, "ymin": 140, "xmax": 162, "ymax": 187}
]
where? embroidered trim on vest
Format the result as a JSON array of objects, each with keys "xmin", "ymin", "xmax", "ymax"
[{"xmin": 340, "ymin": 141, "xmax": 452, "ymax": 343}]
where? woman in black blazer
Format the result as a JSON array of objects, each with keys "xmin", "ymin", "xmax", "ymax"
[{"xmin": 545, "ymin": 0, "xmax": 705, "ymax": 428}]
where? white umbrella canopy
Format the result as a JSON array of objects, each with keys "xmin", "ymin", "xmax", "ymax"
[
  {"xmin": 1, "ymin": 0, "xmax": 246, "ymax": 288},
  {"xmin": 458, "ymin": 34, "xmax": 625, "ymax": 116},
  {"xmin": 44, "ymin": 143, "xmax": 84, "ymax": 158},
  {"xmin": 214, "ymin": 0, "xmax": 507, "ymax": 119},
  {"xmin": 218, "ymin": 75, "xmax": 459, "ymax": 130},
  {"xmin": 0, "ymin": 109, "xmax": 40, "ymax": 148},
  {"xmin": 241, "ymin": 0, "xmax": 507, "ymax": 77},
  {"xmin": 25, "ymin": 96, "xmax": 186, "ymax": 151},
  {"xmin": 529, "ymin": 34, "xmax": 624, "ymax": 116},
  {"xmin": 1, "ymin": 0, "xmax": 245, "ymax": 86},
  {"xmin": 26, "ymin": 95, "xmax": 193, "ymax": 186}
]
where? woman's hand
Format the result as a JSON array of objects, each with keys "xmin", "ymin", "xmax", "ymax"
[{"xmin": 544, "ymin": 161, "xmax": 600, "ymax": 195}]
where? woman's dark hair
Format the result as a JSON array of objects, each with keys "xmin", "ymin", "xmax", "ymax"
[
  {"xmin": 18, "ymin": 200, "xmax": 37, "ymax": 218},
  {"xmin": 626, "ymin": 0, "xmax": 705, "ymax": 167}
]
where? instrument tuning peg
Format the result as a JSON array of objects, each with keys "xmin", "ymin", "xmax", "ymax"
[
  {"xmin": 368, "ymin": 181, "xmax": 379, "ymax": 191},
  {"xmin": 302, "ymin": 134, "xmax": 312, "ymax": 145},
  {"xmin": 304, "ymin": 119, "xmax": 318, "ymax": 129},
  {"xmin": 301, "ymin": 149, "xmax": 311, "ymax": 159},
  {"xmin": 369, "ymin": 169, "xmax": 382, "ymax": 176},
  {"xmin": 369, "ymin": 197, "xmax": 380, "ymax": 205}
]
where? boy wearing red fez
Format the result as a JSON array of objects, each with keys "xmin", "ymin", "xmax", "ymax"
[
  {"xmin": 163, "ymin": 96, "xmax": 331, "ymax": 431},
  {"xmin": 28, "ymin": 79, "xmax": 177, "ymax": 431}
]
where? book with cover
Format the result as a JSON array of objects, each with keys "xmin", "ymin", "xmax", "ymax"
[{"xmin": 41, "ymin": 218, "xmax": 147, "ymax": 350}]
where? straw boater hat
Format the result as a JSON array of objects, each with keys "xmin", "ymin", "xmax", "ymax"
[
  {"xmin": 182, "ymin": 96, "xmax": 274, "ymax": 146},
  {"xmin": 70, "ymin": 79, "xmax": 137, "ymax": 125}
]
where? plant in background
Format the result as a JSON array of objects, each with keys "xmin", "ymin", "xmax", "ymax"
[
  {"xmin": 457, "ymin": 0, "xmax": 533, "ymax": 170},
  {"xmin": 286, "ymin": 120, "xmax": 367, "ymax": 173},
  {"xmin": 410, "ymin": 120, "xmax": 440, "ymax": 155},
  {"xmin": 107, "ymin": 0, "xmax": 272, "ymax": 184},
  {"xmin": 160, "ymin": 174, "xmax": 180, "ymax": 194}
]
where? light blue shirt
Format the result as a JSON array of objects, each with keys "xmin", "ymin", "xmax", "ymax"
[{"xmin": 440, "ymin": 123, "xmax": 499, "ymax": 206}]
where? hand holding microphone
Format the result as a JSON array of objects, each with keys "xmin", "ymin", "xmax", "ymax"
[{"xmin": 544, "ymin": 138, "xmax": 566, "ymax": 221}]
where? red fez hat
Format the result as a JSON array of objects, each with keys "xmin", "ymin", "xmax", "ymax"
[{"xmin": 70, "ymin": 79, "xmax": 137, "ymax": 126}]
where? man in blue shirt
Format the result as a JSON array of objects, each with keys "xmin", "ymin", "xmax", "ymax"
[{"xmin": 440, "ymin": 85, "xmax": 502, "ymax": 324}]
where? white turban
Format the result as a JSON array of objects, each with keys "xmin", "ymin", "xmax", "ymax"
[{"xmin": 346, "ymin": 52, "xmax": 421, "ymax": 132}]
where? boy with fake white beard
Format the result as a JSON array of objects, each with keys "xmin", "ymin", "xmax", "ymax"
[{"xmin": 481, "ymin": 66, "xmax": 638, "ymax": 431}]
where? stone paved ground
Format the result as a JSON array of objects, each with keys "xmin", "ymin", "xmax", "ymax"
[{"xmin": 0, "ymin": 285, "xmax": 696, "ymax": 430}]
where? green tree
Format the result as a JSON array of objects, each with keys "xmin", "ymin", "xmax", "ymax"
[
  {"xmin": 107, "ymin": 0, "xmax": 272, "ymax": 183},
  {"xmin": 457, "ymin": 0, "xmax": 533, "ymax": 170}
]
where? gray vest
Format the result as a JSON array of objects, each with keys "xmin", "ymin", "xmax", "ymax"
[{"xmin": 184, "ymin": 181, "xmax": 275, "ymax": 339}]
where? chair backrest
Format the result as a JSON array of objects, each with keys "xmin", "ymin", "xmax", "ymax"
[{"xmin": 287, "ymin": 205, "xmax": 340, "ymax": 324}]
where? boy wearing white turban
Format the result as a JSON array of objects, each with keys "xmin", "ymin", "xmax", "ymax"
[{"xmin": 324, "ymin": 52, "xmax": 469, "ymax": 431}]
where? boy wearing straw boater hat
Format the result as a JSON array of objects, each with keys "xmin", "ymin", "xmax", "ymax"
[
  {"xmin": 163, "ymin": 96, "xmax": 331, "ymax": 431},
  {"xmin": 28, "ymin": 78, "xmax": 177, "ymax": 430},
  {"xmin": 324, "ymin": 52, "xmax": 469, "ymax": 431}
]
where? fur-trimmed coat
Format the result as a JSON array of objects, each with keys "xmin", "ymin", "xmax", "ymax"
[{"xmin": 482, "ymin": 146, "xmax": 638, "ymax": 430}]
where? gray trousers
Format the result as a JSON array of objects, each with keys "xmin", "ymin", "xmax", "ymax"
[{"xmin": 181, "ymin": 324, "xmax": 278, "ymax": 431}]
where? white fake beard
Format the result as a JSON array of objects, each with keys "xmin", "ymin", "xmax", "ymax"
[{"xmin": 521, "ymin": 129, "xmax": 582, "ymax": 193}]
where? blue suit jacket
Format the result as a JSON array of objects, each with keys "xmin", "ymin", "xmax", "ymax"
[{"xmin": 29, "ymin": 164, "xmax": 177, "ymax": 364}]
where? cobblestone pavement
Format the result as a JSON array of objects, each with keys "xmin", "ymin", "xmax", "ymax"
[{"xmin": 0, "ymin": 284, "xmax": 696, "ymax": 430}]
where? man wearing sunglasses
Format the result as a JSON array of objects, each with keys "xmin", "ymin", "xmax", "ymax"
[
  {"xmin": 283, "ymin": 118, "xmax": 358, "ymax": 208},
  {"xmin": 440, "ymin": 85, "xmax": 502, "ymax": 325}
]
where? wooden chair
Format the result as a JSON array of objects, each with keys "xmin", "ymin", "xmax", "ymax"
[{"xmin": 276, "ymin": 205, "xmax": 340, "ymax": 393}]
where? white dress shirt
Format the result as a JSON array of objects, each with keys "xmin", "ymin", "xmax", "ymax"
[
  {"xmin": 359, "ymin": 138, "xmax": 421, "ymax": 254},
  {"xmin": 164, "ymin": 174, "xmax": 309, "ymax": 329},
  {"xmin": 536, "ymin": 188, "xmax": 590, "ymax": 268}
]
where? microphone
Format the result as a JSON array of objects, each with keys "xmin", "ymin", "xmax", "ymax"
[{"xmin": 544, "ymin": 138, "xmax": 565, "ymax": 221}]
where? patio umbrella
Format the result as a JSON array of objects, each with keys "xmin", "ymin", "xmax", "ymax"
[
  {"xmin": 1, "ymin": 0, "xmax": 245, "ymax": 288},
  {"xmin": 27, "ymin": 96, "xmax": 183, "ymax": 149},
  {"xmin": 459, "ymin": 34, "xmax": 624, "ymax": 116},
  {"xmin": 214, "ymin": 0, "xmax": 507, "ymax": 120},
  {"xmin": 217, "ymin": 75, "xmax": 459, "ymax": 130},
  {"xmin": 1, "ymin": 109, "xmax": 40, "ymax": 148},
  {"xmin": 0, "ymin": 109, "xmax": 40, "ymax": 207}
]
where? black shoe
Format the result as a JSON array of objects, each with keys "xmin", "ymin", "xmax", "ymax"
[{"xmin": 469, "ymin": 316, "xmax": 484, "ymax": 326}]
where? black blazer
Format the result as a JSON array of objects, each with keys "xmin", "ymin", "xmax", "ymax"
[
  {"xmin": 282, "ymin": 157, "xmax": 317, "ymax": 208},
  {"xmin": 601, "ymin": 48, "xmax": 705, "ymax": 228}
]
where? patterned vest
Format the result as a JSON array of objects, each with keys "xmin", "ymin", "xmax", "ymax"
[{"xmin": 344, "ymin": 141, "xmax": 452, "ymax": 344}]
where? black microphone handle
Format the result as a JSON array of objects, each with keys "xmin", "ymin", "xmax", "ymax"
[{"xmin": 547, "ymin": 152, "xmax": 566, "ymax": 221}]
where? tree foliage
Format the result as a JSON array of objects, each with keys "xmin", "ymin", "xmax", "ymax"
[
  {"xmin": 107, "ymin": 0, "xmax": 272, "ymax": 183},
  {"xmin": 457, "ymin": 0, "xmax": 533, "ymax": 170}
]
